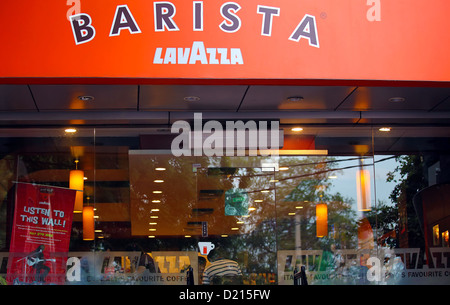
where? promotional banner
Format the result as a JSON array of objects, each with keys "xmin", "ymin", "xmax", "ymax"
[
  {"xmin": 278, "ymin": 248, "xmax": 450, "ymax": 285},
  {"xmin": 0, "ymin": 0, "xmax": 449, "ymax": 83},
  {"xmin": 65, "ymin": 251, "xmax": 198, "ymax": 285},
  {"xmin": 7, "ymin": 182, "xmax": 76, "ymax": 285}
]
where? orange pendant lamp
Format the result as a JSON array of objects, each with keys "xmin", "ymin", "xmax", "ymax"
[
  {"xmin": 83, "ymin": 206, "xmax": 95, "ymax": 241},
  {"xmin": 316, "ymin": 203, "xmax": 328, "ymax": 238},
  {"xmin": 69, "ymin": 160, "xmax": 84, "ymax": 213}
]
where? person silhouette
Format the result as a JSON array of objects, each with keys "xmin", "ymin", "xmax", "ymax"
[{"xmin": 25, "ymin": 245, "xmax": 51, "ymax": 283}]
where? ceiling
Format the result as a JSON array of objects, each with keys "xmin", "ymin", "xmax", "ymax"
[
  {"xmin": 0, "ymin": 84, "xmax": 449, "ymax": 154},
  {"xmin": 0, "ymin": 84, "xmax": 449, "ymax": 123}
]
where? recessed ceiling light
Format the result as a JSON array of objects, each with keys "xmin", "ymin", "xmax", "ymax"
[
  {"xmin": 64, "ymin": 128, "xmax": 77, "ymax": 133},
  {"xmin": 288, "ymin": 212, "xmax": 296, "ymax": 216},
  {"xmin": 184, "ymin": 96, "xmax": 200, "ymax": 102},
  {"xmin": 379, "ymin": 127, "xmax": 391, "ymax": 132},
  {"xmin": 155, "ymin": 167, "xmax": 166, "ymax": 171},
  {"xmin": 279, "ymin": 166, "xmax": 289, "ymax": 171},
  {"xmin": 77, "ymin": 95, "xmax": 95, "ymax": 101},
  {"xmin": 291, "ymin": 127, "xmax": 303, "ymax": 132},
  {"xmin": 388, "ymin": 97, "xmax": 405, "ymax": 103},
  {"xmin": 153, "ymin": 179, "xmax": 164, "ymax": 183},
  {"xmin": 151, "ymin": 200, "xmax": 161, "ymax": 203},
  {"xmin": 153, "ymin": 190, "xmax": 163, "ymax": 194},
  {"xmin": 287, "ymin": 96, "xmax": 304, "ymax": 102}
]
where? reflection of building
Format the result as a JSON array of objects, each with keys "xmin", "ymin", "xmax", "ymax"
[{"xmin": 414, "ymin": 184, "xmax": 450, "ymax": 251}]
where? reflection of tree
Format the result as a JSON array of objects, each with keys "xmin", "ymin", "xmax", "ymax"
[
  {"xmin": 276, "ymin": 156, "xmax": 358, "ymax": 251},
  {"xmin": 364, "ymin": 201, "xmax": 399, "ymax": 248},
  {"xmin": 209, "ymin": 156, "xmax": 362, "ymax": 283},
  {"xmin": 386, "ymin": 155, "xmax": 426, "ymax": 248},
  {"xmin": 130, "ymin": 155, "xmax": 365, "ymax": 283}
]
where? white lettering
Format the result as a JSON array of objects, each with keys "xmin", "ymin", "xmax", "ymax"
[
  {"xmin": 189, "ymin": 41, "xmax": 208, "ymax": 64},
  {"xmin": 171, "ymin": 120, "xmax": 191, "ymax": 157},
  {"xmin": 217, "ymin": 48, "xmax": 230, "ymax": 64},
  {"xmin": 230, "ymin": 48, "xmax": 244, "ymax": 64},
  {"xmin": 171, "ymin": 112, "xmax": 281, "ymax": 157},
  {"xmin": 164, "ymin": 47, "xmax": 177, "ymax": 64},
  {"xmin": 153, "ymin": 47, "xmax": 164, "ymax": 64},
  {"xmin": 66, "ymin": 257, "xmax": 81, "ymax": 282},
  {"xmin": 66, "ymin": 0, "xmax": 81, "ymax": 21},
  {"xmin": 178, "ymin": 48, "xmax": 190, "ymax": 64},
  {"xmin": 367, "ymin": 0, "xmax": 381, "ymax": 22},
  {"xmin": 206, "ymin": 48, "xmax": 219, "ymax": 64},
  {"xmin": 367, "ymin": 257, "xmax": 384, "ymax": 282}
]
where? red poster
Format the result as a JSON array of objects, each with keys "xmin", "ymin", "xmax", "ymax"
[{"xmin": 7, "ymin": 182, "xmax": 76, "ymax": 285}]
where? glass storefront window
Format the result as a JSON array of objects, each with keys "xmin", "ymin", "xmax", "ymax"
[{"xmin": 0, "ymin": 126, "xmax": 449, "ymax": 285}]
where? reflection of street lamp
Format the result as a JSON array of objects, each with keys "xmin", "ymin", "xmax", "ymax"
[
  {"xmin": 69, "ymin": 159, "xmax": 84, "ymax": 213},
  {"xmin": 316, "ymin": 203, "xmax": 328, "ymax": 238},
  {"xmin": 356, "ymin": 159, "xmax": 371, "ymax": 211},
  {"xmin": 83, "ymin": 206, "xmax": 95, "ymax": 241}
]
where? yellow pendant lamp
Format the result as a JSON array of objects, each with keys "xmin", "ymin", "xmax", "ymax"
[
  {"xmin": 69, "ymin": 159, "xmax": 84, "ymax": 213},
  {"xmin": 316, "ymin": 203, "xmax": 328, "ymax": 238}
]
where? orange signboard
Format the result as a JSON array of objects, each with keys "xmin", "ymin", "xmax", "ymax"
[{"xmin": 1, "ymin": 0, "xmax": 449, "ymax": 83}]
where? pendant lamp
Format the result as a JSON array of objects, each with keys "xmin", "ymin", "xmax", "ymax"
[
  {"xmin": 83, "ymin": 206, "xmax": 95, "ymax": 241},
  {"xmin": 316, "ymin": 203, "xmax": 328, "ymax": 238},
  {"xmin": 69, "ymin": 159, "xmax": 84, "ymax": 213},
  {"xmin": 356, "ymin": 168, "xmax": 371, "ymax": 211}
]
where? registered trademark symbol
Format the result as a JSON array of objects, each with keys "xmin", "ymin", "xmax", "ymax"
[{"xmin": 320, "ymin": 12, "xmax": 327, "ymax": 19}]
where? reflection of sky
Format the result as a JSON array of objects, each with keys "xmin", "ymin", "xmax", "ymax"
[{"xmin": 327, "ymin": 156, "xmax": 400, "ymax": 211}]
